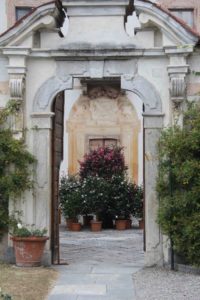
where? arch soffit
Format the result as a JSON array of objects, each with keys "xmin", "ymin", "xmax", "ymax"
[{"xmin": 33, "ymin": 74, "xmax": 162, "ymax": 114}]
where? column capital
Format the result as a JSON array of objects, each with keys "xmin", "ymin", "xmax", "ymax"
[
  {"xmin": 143, "ymin": 113, "xmax": 164, "ymax": 129},
  {"xmin": 31, "ymin": 112, "xmax": 55, "ymax": 130}
]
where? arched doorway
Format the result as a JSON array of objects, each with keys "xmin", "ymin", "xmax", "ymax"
[{"xmin": 34, "ymin": 75, "xmax": 163, "ymax": 265}]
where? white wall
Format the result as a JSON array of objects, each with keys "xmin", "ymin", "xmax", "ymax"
[{"xmin": 0, "ymin": 0, "xmax": 7, "ymax": 34}]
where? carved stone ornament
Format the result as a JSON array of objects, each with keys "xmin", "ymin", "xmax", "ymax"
[
  {"xmin": 169, "ymin": 77, "xmax": 186, "ymax": 100},
  {"xmin": 9, "ymin": 77, "xmax": 25, "ymax": 99},
  {"xmin": 87, "ymin": 86, "xmax": 121, "ymax": 99}
]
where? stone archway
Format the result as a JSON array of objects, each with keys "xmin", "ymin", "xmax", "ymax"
[{"xmin": 31, "ymin": 73, "xmax": 164, "ymax": 266}]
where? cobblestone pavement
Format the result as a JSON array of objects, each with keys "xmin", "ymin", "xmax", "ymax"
[
  {"xmin": 60, "ymin": 225, "xmax": 144, "ymax": 266},
  {"xmin": 48, "ymin": 225, "xmax": 200, "ymax": 300},
  {"xmin": 133, "ymin": 267, "xmax": 200, "ymax": 300}
]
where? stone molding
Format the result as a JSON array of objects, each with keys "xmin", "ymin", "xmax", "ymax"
[
  {"xmin": 31, "ymin": 112, "xmax": 55, "ymax": 129},
  {"xmin": 33, "ymin": 76, "xmax": 73, "ymax": 112},
  {"xmin": 62, "ymin": 0, "xmax": 130, "ymax": 16},
  {"xmin": 143, "ymin": 113, "xmax": 164, "ymax": 129},
  {"xmin": 121, "ymin": 74, "xmax": 162, "ymax": 114}
]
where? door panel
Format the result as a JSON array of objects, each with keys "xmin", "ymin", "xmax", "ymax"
[{"xmin": 51, "ymin": 91, "xmax": 64, "ymax": 264}]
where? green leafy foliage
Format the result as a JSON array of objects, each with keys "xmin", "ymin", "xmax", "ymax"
[
  {"xmin": 157, "ymin": 102, "xmax": 200, "ymax": 266},
  {"xmin": 0, "ymin": 101, "xmax": 35, "ymax": 231},
  {"xmin": 8, "ymin": 211, "xmax": 47, "ymax": 237},
  {"xmin": 107, "ymin": 174, "xmax": 143, "ymax": 219},
  {"xmin": 0, "ymin": 290, "xmax": 12, "ymax": 300},
  {"xmin": 59, "ymin": 175, "xmax": 83, "ymax": 219}
]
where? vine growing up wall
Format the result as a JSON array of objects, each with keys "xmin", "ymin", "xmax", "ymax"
[
  {"xmin": 0, "ymin": 101, "xmax": 35, "ymax": 231},
  {"xmin": 157, "ymin": 102, "xmax": 200, "ymax": 266}
]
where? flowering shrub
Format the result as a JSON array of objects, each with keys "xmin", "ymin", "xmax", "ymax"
[
  {"xmin": 59, "ymin": 175, "xmax": 89, "ymax": 219},
  {"xmin": 108, "ymin": 175, "xmax": 143, "ymax": 219},
  {"xmin": 9, "ymin": 212, "xmax": 47, "ymax": 237},
  {"xmin": 60, "ymin": 146, "xmax": 143, "ymax": 226},
  {"xmin": 80, "ymin": 176, "xmax": 110, "ymax": 219},
  {"xmin": 79, "ymin": 146, "xmax": 127, "ymax": 180}
]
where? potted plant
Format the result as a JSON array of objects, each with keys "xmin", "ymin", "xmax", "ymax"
[
  {"xmin": 132, "ymin": 185, "xmax": 144, "ymax": 229},
  {"xmin": 59, "ymin": 175, "xmax": 83, "ymax": 231},
  {"xmin": 81, "ymin": 176, "xmax": 109, "ymax": 232},
  {"xmin": 9, "ymin": 214, "xmax": 48, "ymax": 267},
  {"xmin": 108, "ymin": 174, "xmax": 132, "ymax": 230},
  {"xmin": 108, "ymin": 175, "xmax": 143, "ymax": 230}
]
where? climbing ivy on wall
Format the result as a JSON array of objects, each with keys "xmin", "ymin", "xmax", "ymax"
[
  {"xmin": 0, "ymin": 101, "xmax": 35, "ymax": 231},
  {"xmin": 157, "ymin": 102, "xmax": 200, "ymax": 266}
]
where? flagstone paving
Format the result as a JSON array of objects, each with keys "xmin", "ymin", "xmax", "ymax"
[
  {"xmin": 47, "ymin": 225, "xmax": 200, "ymax": 300},
  {"xmin": 47, "ymin": 225, "xmax": 144, "ymax": 300}
]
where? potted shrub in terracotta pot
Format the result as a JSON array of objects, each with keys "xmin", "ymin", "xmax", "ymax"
[
  {"xmin": 109, "ymin": 175, "xmax": 143, "ymax": 230},
  {"xmin": 80, "ymin": 176, "xmax": 107, "ymax": 232},
  {"xmin": 109, "ymin": 174, "xmax": 133, "ymax": 230},
  {"xmin": 59, "ymin": 175, "xmax": 84, "ymax": 231},
  {"xmin": 10, "ymin": 218, "xmax": 49, "ymax": 267}
]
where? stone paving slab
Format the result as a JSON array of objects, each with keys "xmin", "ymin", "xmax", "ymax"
[
  {"xmin": 91, "ymin": 265, "xmax": 141, "ymax": 274},
  {"xmin": 50, "ymin": 284, "xmax": 107, "ymax": 296},
  {"xmin": 47, "ymin": 227, "xmax": 144, "ymax": 299},
  {"xmin": 77, "ymin": 296, "xmax": 136, "ymax": 300},
  {"xmin": 48, "ymin": 295, "xmax": 77, "ymax": 300}
]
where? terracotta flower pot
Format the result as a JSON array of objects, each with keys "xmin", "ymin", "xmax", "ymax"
[
  {"xmin": 11, "ymin": 236, "xmax": 49, "ymax": 267},
  {"xmin": 71, "ymin": 222, "xmax": 81, "ymax": 231},
  {"xmin": 115, "ymin": 219, "xmax": 127, "ymax": 230},
  {"xmin": 66, "ymin": 218, "xmax": 76, "ymax": 231},
  {"xmin": 126, "ymin": 219, "xmax": 132, "ymax": 229},
  {"xmin": 139, "ymin": 219, "xmax": 144, "ymax": 229},
  {"xmin": 90, "ymin": 221, "xmax": 102, "ymax": 232}
]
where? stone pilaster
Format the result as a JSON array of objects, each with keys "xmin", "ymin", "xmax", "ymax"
[
  {"xmin": 143, "ymin": 113, "xmax": 164, "ymax": 266},
  {"xmin": 30, "ymin": 112, "xmax": 55, "ymax": 265}
]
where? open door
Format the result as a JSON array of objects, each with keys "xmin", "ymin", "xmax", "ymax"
[{"xmin": 51, "ymin": 91, "xmax": 64, "ymax": 264}]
